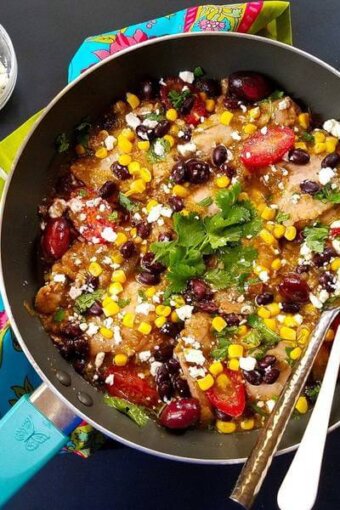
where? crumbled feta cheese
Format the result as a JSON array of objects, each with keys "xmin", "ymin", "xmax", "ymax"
[
  {"xmin": 104, "ymin": 135, "xmax": 117, "ymax": 150},
  {"xmin": 176, "ymin": 305, "xmax": 194, "ymax": 321},
  {"xmin": 147, "ymin": 204, "xmax": 162, "ymax": 223},
  {"xmin": 68, "ymin": 198, "xmax": 84, "ymax": 213},
  {"xmin": 231, "ymin": 131, "xmax": 241, "ymax": 141},
  {"xmin": 150, "ymin": 361, "xmax": 162, "ymax": 376},
  {"xmin": 133, "ymin": 212, "xmax": 142, "ymax": 221},
  {"xmin": 177, "ymin": 142, "xmax": 197, "ymax": 157},
  {"xmin": 79, "ymin": 323, "xmax": 88, "ymax": 332},
  {"xmin": 154, "ymin": 140, "xmax": 166, "ymax": 157},
  {"xmin": 179, "ymin": 70, "xmax": 195, "ymax": 84},
  {"xmin": 125, "ymin": 112, "xmax": 141, "ymax": 129},
  {"xmin": 182, "ymin": 336, "xmax": 200, "ymax": 349},
  {"xmin": 135, "ymin": 303, "xmax": 155, "ymax": 315},
  {"xmin": 278, "ymin": 182, "xmax": 284, "ymax": 190},
  {"xmin": 87, "ymin": 323, "xmax": 99, "ymax": 336},
  {"xmin": 240, "ymin": 104, "xmax": 247, "ymax": 113},
  {"xmin": 188, "ymin": 366, "xmax": 206, "ymax": 379},
  {"xmin": 259, "ymin": 270, "xmax": 270, "ymax": 283},
  {"xmin": 69, "ymin": 286, "xmax": 82, "ymax": 300},
  {"xmin": 294, "ymin": 314, "xmax": 303, "ymax": 325},
  {"xmin": 278, "ymin": 97, "xmax": 290, "ymax": 110},
  {"xmin": 105, "ymin": 374, "xmax": 114, "ymax": 386},
  {"xmin": 290, "ymin": 193, "xmax": 301, "ymax": 204},
  {"xmin": 323, "ymin": 119, "xmax": 340, "ymax": 138},
  {"xmin": 184, "ymin": 348, "xmax": 205, "ymax": 365},
  {"xmin": 239, "ymin": 357, "xmax": 257, "ymax": 371},
  {"xmin": 104, "ymin": 317, "xmax": 113, "ymax": 328},
  {"xmin": 139, "ymin": 350, "xmax": 152, "ymax": 362},
  {"xmin": 143, "ymin": 118, "xmax": 158, "ymax": 129},
  {"xmin": 49, "ymin": 199, "xmax": 67, "ymax": 218},
  {"xmin": 113, "ymin": 326, "xmax": 122, "ymax": 344},
  {"xmin": 227, "ymin": 149, "xmax": 234, "ymax": 161},
  {"xmin": 101, "ymin": 227, "xmax": 117, "ymax": 242},
  {"xmin": 332, "ymin": 238, "xmax": 340, "ymax": 255},
  {"xmin": 260, "ymin": 126, "xmax": 268, "ymax": 135},
  {"xmin": 318, "ymin": 166, "xmax": 335, "ymax": 185},
  {"xmin": 95, "ymin": 352, "xmax": 105, "ymax": 369},
  {"xmin": 266, "ymin": 400, "xmax": 276, "ymax": 412},
  {"xmin": 319, "ymin": 289, "xmax": 330, "ymax": 303},
  {"xmin": 309, "ymin": 293, "xmax": 323, "ymax": 309},
  {"xmin": 53, "ymin": 273, "xmax": 66, "ymax": 283}
]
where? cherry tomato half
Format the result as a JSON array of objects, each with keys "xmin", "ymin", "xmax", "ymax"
[
  {"xmin": 206, "ymin": 368, "xmax": 246, "ymax": 417},
  {"xmin": 240, "ymin": 126, "xmax": 295, "ymax": 168},
  {"xmin": 105, "ymin": 365, "xmax": 159, "ymax": 408}
]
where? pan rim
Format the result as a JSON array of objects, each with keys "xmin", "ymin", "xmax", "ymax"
[{"xmin": 1, "ymin": 31, "xmax": 339, "ymax": 464}]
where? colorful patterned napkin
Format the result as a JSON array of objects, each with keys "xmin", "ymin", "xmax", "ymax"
[{"xmin": 0, "ymin": 2, "xmax": 291, "ymax": 456}]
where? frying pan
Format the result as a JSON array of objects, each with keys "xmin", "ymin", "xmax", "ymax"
[{"xmin": 0, "ymin": 32, "xmax": 340, "ymax": 505}]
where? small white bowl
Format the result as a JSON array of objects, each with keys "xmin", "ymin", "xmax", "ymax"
[{"xmin": 0, "ymin": 24, "xmax": 17, "ymax": 111}]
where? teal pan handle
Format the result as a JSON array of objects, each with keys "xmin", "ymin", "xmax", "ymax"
[{"xmin": 0, "ymin": 385, "xmax": 81, "ymax": 507}]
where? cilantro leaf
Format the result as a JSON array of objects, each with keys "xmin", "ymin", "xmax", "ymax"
[
  {"xmin": 75, "ymin": 290, "xmax": 104, "ymax": 314},
  {"xmin": 315, "ymin": 184, "xmax": 340, "ymax": 204},
  {"xmin": 117, "ymin": 298, "xmax": 131, "ymax": 308},
  {"xmin": 205, "ymin": 245, "xmax": 257, "ymax": 289},
  {"xmin": 211, "ymin": 329, "xmax": 237, "ymax": 360},
  {"xmin": 108, "ymin": 211, "xmax": 118, "ymax": 221},
  {"xmin": 193, "ymin": 66, "xmax": 205, "ymax": 78},
  {"xmin": 75, "ymin": 119, "xmax": 91, "ymax": 147},
  {"xmin": 147, "ymin": 138, "xmax": 171, "ymax": 163},
  {"xmin": 303, "ymin": 225, "xmax": 329, "ymax": 253},
  {"xmin": 168, "ymin": 89, "xmax": 191, "ymax": 110},
  {"xmin": 247, "ymin": 315, "xmax": 280, "ymax": 345},
  {"xmin": 240, "ymin": 330, "xmax": 261, "ymax": 349},
  {"xmin": 104, "ymin": 395, "xmax": 149, "ymax": 427},
  {"xmin": 304, "ymin": 382, "xmax": 321, "ymax": 403},
  {"xmin": 198, "ymin": 196, "xmax": 213, "ymax": 207},
  {"xmin": 300, "ymin": 131, "xmax": 314, "ymax": 143},
  {"xmin": 173, "ymin": 213, "xmax": 206, "ymax": 248},
  {"xmin": 276, "ymin": 211, "xmax": 291, "ymax": 223},
  {"xmin": 55, "ymin": 133, "xmax": 70, "ymax": 153},
  {"xmin": 143, "ymin": 110, "xmax": 165, "ymax": 122},
  {"xmin": 53, "ymin": 308, "xmax": 65, "ymax": 322},
  {"xmin": 118, "ymin": 192, "xmax": 139, "ymax": 212},
  {"xmin": 269, "ymin": 90, "xmax": 285, "ymax": 100},
  {"xmin": 215, "ymin": 182, "xmax": 242, "ymax": 216}
]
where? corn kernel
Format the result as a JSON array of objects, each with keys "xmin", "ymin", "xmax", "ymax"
[
  {"xmin": 115, "ymin": 233, "xmax": 128, "ymax": 246},
  {"xmin": 271, "ymin": 258, "xmax": 282, "ymax": 271},
  {"xmin": 95, "ymin": 147, "xmax": 108, "ymax": 159},
  {"xmin": 163, "ymin": 135, "xmax": 175, "ymax": 147},
  {"xmin": 114, "ymin": 353, "xmax": 128, "ymax": 366},
  {"xmin": 197, "ymin": 374, "xmax": 215, "ymax": 391},
  {"xmin": 103, "ymin": 301, "xmax": 120, "ymax": 317},
  {"xmin": 298, "ymin": 113, "xmax": 310, "ymax": 130},
  {"xmin": 216, "ymin": 373, "xmax": 230, "ymax": 389},
  {"xmin": 297, "ymin": 327, "xmax": 310, "ymax": 345},
  {"xmin": 169, "ymin": 124, "xmax": 179, "ymax": 136},
  {"xmin": 75, "ymin": 144, "xmax": 86, "ymax": 155},
  {"xmin": 284, "ymin": 315, "xmax": 298, "ymax": 328},
  {"xmin": 228, "ymin": 344, "xmax": 244, "ymax": 358},
  {"xmin": 117, "ymin": 134, "xmax": 133, "ymax": 154},
  {"xmin": 205, "ymin": 99, "xmax": 216, "ymax": 112},
  {"xmin": 325, "ymin": 136, "xmax": 338, "ymax": 153},
  {"xmin": 181, "ymin": 209, "xmax": 189, "ymax": 216},
  {"xmin": 331, "ymin": 258, "xmax": 340, "ymax": 271},
  {"xmin": 248, "ymin": 107, "xmax": 261, "ymax": 120},
  {"xmin": 212, "ymin": 316, "xmax": 227, "ymax": 332},
  {"xmin": 325, "ymin": 329, "xmax": 335, "ymax": 342},
  {"xmin": 280, "ymin": 326, "xmax": 297, "ymax": 341},
  {"xmin": 258, "ymin": 307, "xmax": 271, "ymax": 319},
  {"xmin": 215, "ymin": 176, "xmax": 230, "ymax": 188},
  {"xmin": 118, "ymin": 154, "xmax": 132, "ymax": 166},
  {"xmin": 220, "ymin": 111, "xmax": 234, "ymax": 126},
  {"xmin": 273, "ymin": 224, "xmax": 286, "ymax": 239},
  {"xmin": 240, "ymin": 418, "xmax": 255, "ymax": 431},
  {"xmin": 284, "ymin": 226, "xmax": 297, "ymax": 241},
  {"xmin": 128, "ymin": 179, "xmax": 146, "ymax": 195},
  {"xmin": 111, "ymin": 269, "xmax": 126, "ymax": 283},
  {"xmin": 266, "ymin": 222, "xmax": 274, "ymax": 232},
  {"xmin": 243, "ymin": 123, "xmax": 257, "ymax": 135},
  {"xmin": 238, "ymin": 325, "xmax": 248, "ymax": 336},
  {"xmin": 126, "ymin": 92, "xmax": 140, "ymax": 109},
  {"xmin": 263, "ymin": 318, "xmax": 277, "ymax": 331},
  {"xmin": 228, "ymin": 359, "xmax": 240, "ymax": 371},
  {"xmin": 121, "ymin": 128, "xmax": 135, "ymax": 141},
  {"xmin": 145, "ymin": 286, "xmax": 156, "ymax": 298},
  {"xmin": 261, "ymin": 206, "xmax": 276, "ymax": 221},
  {"xmin": 137, "ymin": 140, "xmax": 150, "ymax": 151},
  {"xmin": 130, "ymin": 227, "xmax": 137, "ymax": 238},
  {"xmin": 166, "ymin": 108, "xmax": 178, "ymax": 121},
  {"xmin": 100, "ymin": 327, "xmax": 113, "ymax": 339},
  {"xmin": 122, "ymin": 312, "xmax": 135, "ymax": 328},
  {"xmin": 267, "ymin": 303, "xmax": 281, "ymax": 317},
  {"xmin": 154, "ymin": 316, "xmax": 166, "ymax": 328},
  {"xmin": 259, "ymin": 228, "xmax": 275, "ymax": 245},
  {"xmin": 173, "ymin": 184, "xmax": 189, "ymax": 198},
  {"xmin": 313, "ymin": 131, "xmax": 326, "ymax": 143},
  {"xmin": 171, "ymin": 310, "xmax": 179, "ymax": 322},
  {"xmin": 112, "ymin": 252, "xmax": 124, "ymax": 265},
  {"xmin": 294, "ymin": 141, "xmax": 308, "ymax": 150},
  {"xmin": 173, "ymin": 296, "xmax": 185, "ymax": 307},
  {"xmin": 138, "ymin": 322, "xmax": 152, "ymax": 335},
  {"xmin": 140, "ymin": 167, "xmax": 152, "ymax": 182},
  {"xmin": 109, "ymin": 282, "xmax": 123, "ymax": 295},
  {"xmin": 290, "ymin": 346, "xmax": 302, "ymax": 360},
  {"xmin": 155, "ymin": 305, "xmax": 172, "ymax": 317},
  {"xmin": 88, "ymin": 262, "xmax": 103, "ymax": 277},
  {"xmin": 295, "ymin": 395, "xmax": 308, "ymax": 414},
  {"xmin": 128, "ymin": 161, "xmax": 141, "ymax": 175},
  {"xmin": 216, "ymin": 420, "xmax": 236, "ymax": 434},
  {"xmin": 146, "ymin": 199, "xmax": 159, "ymax": 212},
  {"xmin": 208, "ymin": 361, "xmax": 224, "ymax": 376},
  {"xmin": 314, "ymin": 142, "xmax": 326, "ymax": 154}
]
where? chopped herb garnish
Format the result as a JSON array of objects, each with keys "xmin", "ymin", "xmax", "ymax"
[
  {"xmin": 53, "ymin": 308, "xmax": 65, "ymax": 322},
  {"xmin": 205, "ymin": 245, "xmax": 257, "ymax": 290},
  {"xmin": 147, "ymin": 138, "xmax": 171, "ymax": 163},
  {"xmin": 303, "ymin": 224, "xmax": 329, "ymax": 253},
  {"xmin": 144, "ymin": 110, "xmax": 165, "ymax": 122},
  {"xmin": 55, "ymin": 133, "xmax": 70, "ymax": 153},
  {"xmin": 168, "ymin": 89, "xmax": 191, "ymax": 110},
  {"xmin": 314, "ymin": 184, "xmax": 340, "ymax": 204},
  {"xmin": 118, "ymin": 192, "xmax": 139, "ymax": 212},
  {"xmin": 75, "ymin": 119, "xmax": 91, "ymax": 147},
  {"xmin": 75, "ymin": 290, "xmax": 104, "ymax": 314},
  {"xmin": 304, "ymin": 381, "xmax": 321, "ymax": 403},
  {"xmin": 104, "ymin": 395, "xmax": 149, "ymax": 427},
  {"xmin": 247, "ymin": 315, "xmax": 280, "ymax": 345},
  {"xmin": 240, "ymin": 330, "xmax": 261, "ymax": 349},
  {"xmin": 108, "ymin": 211, "xmax": 118, "ymax": 221},
  {"xmin": 211, "ymin": 329, "xmax": 237, "ymax": 360},
  {"xmin": 269, "ymin": 90, "xmax": 285, "ymax": 100},
  {"xmin": 193, "ymin": 66, "xmax": 205, "ymax": 79},
  {"xmin": 138, "ymin": 290, "xmax": 146, "ymax": 302},
  {"xmin": 300, "ymin": 131, "xmax": 315, "ymax": 143},
  {"xmin": 198, "ymin": 196, "xmax": 213, "ymax": 207},
  {"xmin": 276, "ymin": 211, "xmax": 291, "ymax": 223},
  {"xmin": 117, "ymin": 297, "xmax": 131, "ymax": 308},
  {"xmin": 285, "ymin": 346, "xmax": 295, "ymax": 366},
  {"xmin": 78, "ymin": 188, "xmax": 88, "ymax": 198}
]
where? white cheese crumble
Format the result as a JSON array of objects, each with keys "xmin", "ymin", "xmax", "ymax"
[
  {"xmin": 154, "ymin": 140, "xmax": 166, "ymax": 157},
  {"xmin": 48, "ymin": 199, "xmax": 67, "ymax": 218},
  {"xmin": 101, "ymin": 227, "xmax": 117, "ymax": 242},
  {"xmin": 266, "ymin": 400, "xmax": 276, "ymax": 412},
  {"xmin": 69, "ymin": 286, "xmax": 82, "ymax": 300},
  {"xmin": 177, "ymin": 142, "xmax": 197, "ymax": 157},
  {"xmin": 278, "ymin": 97, "xmax": 290, "ymax": 110},
  {"xmin": 323, "ymin": 119, "xmax": 340, "ymax": 138},
  {"xmin": 95, "ymin": 352, "xmax": 105, "ymax": 369},
  {"xmin": 184, "ymin": 348, "xmax": 205, "ymax": 365},
  {"xmin": 290, "ymin": 193, "xmax": 301, "ymax": 204},
  {"xmin": 188, "ymin": 366, "xmax": 206, "ymax": 379},
  {"xmin": 260, "ymin": 126, "xmax": 268, "ymax": 135},
  {"xmin": 182, "ymin": 335, "xmax": 200, "ymax": 349},
  {"xmin": 176, "ymin": 305, "xmax": 194, "ymax": 321},
  {"xmin": 105, "ymin": 374, "xmax": 114, "ymax": 386},
  {"xmin": 239, "ymin": 357, "xmax": 257, "ymax": 371},
  {"xmin": 143, "ymin": 118, "xmax": 158, "ymax": 129},
  {"xmin": 259, "ymin": 270, "xmax": 270, "ymax": 283},
  {"xmin": 125, "ymin": 112, "xmax": 141, "ymax": 129},
  {"xmin": 53, "ymin": 273, "xmax": 66, "ymax": 283},
  {"xmin": 104, "ymin": 135, "xmax": 117, "ymax": 150},
  {"xmin": 79, "ymin": 323, "xmax": 88, "ymax": 332},
  {"xmin": 150, "ymin": 361, "xmax": 162, "ymax": 376},
  {"xmin": 135, "ymin": 302, "xmax": 155, "ymax": 315},
  {"xmin": 231, "ymin": 131, "xmax": 241, "ymax": 141},
  {"xmin": 179, "ymin": 70, "xmax": 195, "ymax": 84},
  {"xmin": 309, "ymin": 293, "xmax": 323, "ymax": 309},
  {"xmin": 87, "ymin": 323, "xmax": 99, "ymax": 336},
  {"xmin": 139, "ymin": 350, "xmax": 152, "ymax": 362},
  {"xmin": 318, "ymin": 166, "xmax": 335, "ymax": 185},
  {"xmin": 113, "ymin": 326, "xmax": 122, "ymax": 344},
  {"xmin": 68, "ymin": 198, "xmax": 84, "ymax": 213}
]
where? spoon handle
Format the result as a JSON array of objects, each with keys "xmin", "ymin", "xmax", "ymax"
[
  {"xmin": 230, "ymin": 308, "xmax": 339, "ymax": 509},
  {"xmin": 277, "ymin": 326, "xmax": 340, "ymax": 510}
]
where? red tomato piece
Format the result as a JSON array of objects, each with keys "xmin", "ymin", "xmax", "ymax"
[
  {"xmin": 105, "ymin": 365, "xmax": 159, "ymax": 408},
  {"xmin": 206, "ymin": 368, "xmax": 246, "ymax": 417},
  {"xmin": 240, "ymin": 126, "xmax": 295, "ymax": 168},
  {"xmin": 184, "ymin": 96, "xmax": 207, "ymax": 126},
  {"xmin": 330, "ymin": 228, "xmax": 340, "ymax": 238}
]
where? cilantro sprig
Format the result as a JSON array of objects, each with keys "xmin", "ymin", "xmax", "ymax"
[
  {"xmin": 104, "ymin": 395, "xmax": 149, "ymax": 427},
  {"xmin": 75, "ymin": 290, "xmax": 104, "ymax": 314},
  {"xmin": 168, "ymin": 89, "xmax": 191, "ymax": 110},
  {"xmin": 247, "ymin": 315, "xmax": 280, "ymax": 345},
  {"xmin": 314, "ymin": 184, "xmax": 340, "ymax": 204},
  {"xmin": 303, "ymin": 224, "xmax": 329, "ymax": 253}
]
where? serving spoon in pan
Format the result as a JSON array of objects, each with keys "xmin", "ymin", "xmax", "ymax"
[{"xmin": 230, "ymin": 304, "xmax": 340, "ymax": 509}]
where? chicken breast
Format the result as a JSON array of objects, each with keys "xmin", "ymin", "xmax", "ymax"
[{"xmin": 192, "ymin": 114, "xmax": 233, "ymax": 158}]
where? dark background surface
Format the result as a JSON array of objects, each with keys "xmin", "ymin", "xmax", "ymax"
[{"xmin": 1, "ymin": 0, "xmax": 340, "ymax": 509}]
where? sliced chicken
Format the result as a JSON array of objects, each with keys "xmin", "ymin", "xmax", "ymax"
[
  {"xmin": 192, "ymin": 114, "xmax": 233, "ymax": 158},
  {"xmin": 71, "ymin": 151, "xmax": 118, "ymax": 190},
  {"xmin": 187, "ymin": 183, "xmax": 220, "ymax": 216},
  {"xmin": 258, "ymin": 97, "xmax": 301, "ymax": 128},
  {"xmin": 215, "ymin": 290, "xmax": 251, "ymax": 315},
  {"xmin": 35, "ymin": 282, "xmax": 65, "ymax": 314}
]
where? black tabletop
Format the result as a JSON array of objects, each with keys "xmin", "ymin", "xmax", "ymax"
[{"xmin": 1, "ymin": 1, "xmax": 340, "ymax": 509}]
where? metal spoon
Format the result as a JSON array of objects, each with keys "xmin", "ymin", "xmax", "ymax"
[
  {"xmin": 277, "ymin": 325, "xmax": 340, "ymax": 510},
  {"xmin": 230, "ymin": 306, "xmax": 339, "ymax": 509}
]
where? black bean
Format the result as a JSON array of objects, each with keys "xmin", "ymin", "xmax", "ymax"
[
  {"xmin": 58, "ymin": 336, "xmax": 88, "ymax": 361},
  {"xmin": 223, "ymin": 97, "xmax": 241, "ymax": 110},
  {"xmin": 154, "ymin": 343, "xmax": 174, "ymax": 362},
  {"xmin": 319, "ymin": 271, "xmax": 336, "ymax": 292},
  {"xmin": 61, "ymin": 324, "xmax": 82, "ymax": 339},
  {"xmin": 173, "ymin": 376, "xmax": 191, "ymax": 397},
  {"xmin": 165, "ymin": 358, "xmax": 180, "ymax": 374},
  {"xmin": 158, "ymin": 381, "xmax": 173, "ymax": 401},
  {"xmin": 168, "ymin": 196, "xmax": 184, "ymax": 212},
  {"xmin": 186, "ymin": 158, "xmax": 210, "ymax": 184},
  {"xmin": 313, "ymin": 247, "xmax": 336, "ymax": 267},
  {"xmin": 263, "ymin": 368, "xmax": 280, "ymax": 384},
  {"xmin": 85, "ymin": 275, "xmax": 99, "ymax": 290},
  {"xmin": 243, "ymin": 369, "xmax": 263, "ymax": 385},
  {"xmin": 321, "ymin": 152, "xmax": 340, "ymax": 168},
  {"xmin": 72, "ymin": 358, "xmax": 87, "ymax": 374},
  {"xmin": 179, "ymin": 129, "xmax": 192, "ymax": 142},
  {"xmin": 111, "ymin": 162, "xmax": 130, "ymax": 180},
  {"xmin": 281, "ymin": 302, "xmax": 300, "ymax": 314},
  {"xmin": 154, "ymin": 120, "xmax": 171, "ymax": 138},
  {"xmin": 195, "ymin": 301, "xmax": 219, "ymax": 314},
  {"xmin": 120, "ymin": 240, "xmax": 136, "ymax": 259},
  {"xmin": 195, "ymin": 77, "xmax": 221, "ymax": 97},
  {"xmin": 141, "ymin": 252, "xmax": 166, "ymax": 274},
  {"xmin": 288, "ymin": 148, "xmax": 310, "ymax": 165},
  {"xmin": 140, "ymin": 79, "xmax": 159, "ymax": 100},
  {"xmin": 87, "ymin": 302, "xmax": 103, "ymax": 316},
  {"xmin": 180, "ymin": 95, "xmax": 195, "ymax": 115},
  {"xmin": 137, "ymin": 271, "xmax": 161, "ymax": 285},
  {"xmin": 100, "ymin": 112, "xmax": 116, "ymax": 131},
  {"xmin": 99, "ymin": 180, "xmax": 117, "ymax": 200},
  {"xmin": 187, "ymin": 278, "xmax": 212, "ymax": 301},
  {"xmin": 257, "ymin": 355, "xmax": 276, "ymax": 370},
  {"xmin": 136, "ymin": 222, "xmax": 151, "ymax": 239},
  {"xmin": 56, "ymin": 173, "xmax": 85, "ymax": 197},
  {"xmin": 160, "ymin": 322, "xmax": 183, "ymax": 338},
  {"xmin": 296, "ymin": 264, "xmax": 310, "ymax": 274},
  {"xmin": 223, "ymin": 313, "xmax": 241, "ymax": 327},
  {"xmin": 255, "ymin": 292, "xmax": 274, "ymax": 306},
  {"xmin": 214, "ymin": 408, "xmax": 232, "ymax": 421},
  {"xmin": 212, "ymin": 145, "xmax": 228, "ymax": 167},
  {"xmin": 220, "ymin": 163, "xmax": 236, "ymax": 178},
  {"xmin": 300, "ymin": 180, "xmax": 321, "ymax": 195},
  {"xmin": 136, "ymin": 124, "xmax": 155, "ymax": 141},
  {"xmin": 171, "ymin": 161, "xmax": 188, "ymax": 183}
]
